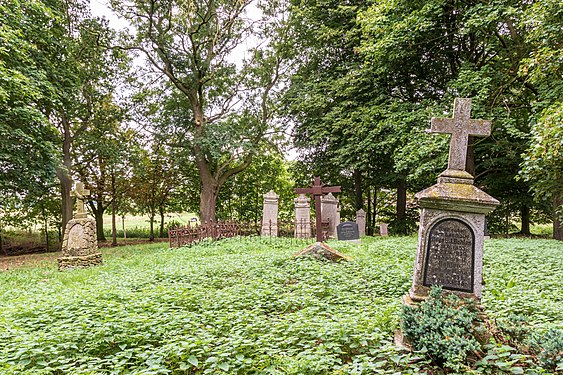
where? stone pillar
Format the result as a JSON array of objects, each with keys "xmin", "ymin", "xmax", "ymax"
[
  {"xmin": 261, "ymin": 190, "xmax": 279, "ymax": 236},
  {"xmin": 321, "ymin": 193, "xmax": 338, "ymax": 238},
  {"xmin": 356, "ymin": 209, "xmax": 366, "ymax": 236},
  {"xmin": 294, "ymin": 194, "xmax": 311, "ymax": 238},
  {"xmin": 336, "ymin": 205, "xmax": 341, "ymax": 226}
]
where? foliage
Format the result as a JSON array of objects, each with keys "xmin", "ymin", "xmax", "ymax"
[
  {"xmin": 402, "ymin": 287, "xmax": 481, "ymax": 371},
  {"xmin": 111, "ymin": 0, "xmax": 291, "ymax": 222},
  {"xmin": 0, "ymin": 236, "xmax": 562, "ymax": 374},
  {"xmin": 0, "ymin": 0, "xmax": 60, "ymax": 196}
]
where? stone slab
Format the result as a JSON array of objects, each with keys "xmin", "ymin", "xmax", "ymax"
[
  {"xmin": 337, "ymin": 221, "xmax": 360, "ymax": 242},
  {"xmin": 293, "ymin": 242, "xmax": 352, "ymax": 262}
]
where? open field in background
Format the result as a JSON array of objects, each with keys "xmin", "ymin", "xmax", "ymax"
[
  {"xmin": 0, "ymin": 236, "xmax": 561, "ymax": 374},
  {"xmin": 102, "ymin": 212, "xmax": 198, "ymax": 232}
]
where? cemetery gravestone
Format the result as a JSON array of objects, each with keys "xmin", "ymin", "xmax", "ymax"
[
  {"xmin": 261, "ymin": 190, "xmax": 279, "ymax": 236},
  {"xmin": 380, "ymin": 223, "xmax": 388, "ymax": 237},
  {"xmin": 407, "ymin": 98, "xmax": 499, "ymax": 302},
  {"xmin": 58, "ymin": 182, "xmax": 103, "ymax": 270},
  {"xmin": 356, "ymin": 209, "xmax": 366, "ymax": 236},
  {"xmin": 321, "ymin": 193, "xmax": 339, "ymax": 238},
  {"xmin": 294, "ymin": 194, "xmax": 312, "ymax": 238},
  {"xmin": 337, "ymin": 221, "xmax": 360, "ymax": 243}
]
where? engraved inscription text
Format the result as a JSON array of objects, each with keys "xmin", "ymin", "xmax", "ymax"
[{"xmin": 423, "ymin": 219, "xmax": 475, "ymax": 292}]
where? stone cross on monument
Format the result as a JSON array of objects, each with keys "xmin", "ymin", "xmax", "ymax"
[
  {"xmin": 71, "ymin": 182, "xmax": 90, "ymax": 219},
  {"xmin": 406, "ymin": 97, "xmax": 499, "ymax": 304},
  {"xmin": 295, "ymin": 177, "xmax": 341, "ymax": 242},
  {"xmin": 429, "ymin": 97, "xmax": 492, "ymax": 173}
]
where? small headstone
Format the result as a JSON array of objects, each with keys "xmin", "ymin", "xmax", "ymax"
[
  {"xmin": 356, "ymin": 209, "xmax": 366, "ymax": 236},
  {"xmin": 337, "ymin": 221, "xmax": 360, "ymax": 243},
  {"xmin": 58, "ymin": 182, "xmax": 103, "ymax": 270},
  {"xmin": 261, "ymin": 190, "xmax": 279, "ymax": 236},
  {"xmin": 380, "ymin": 223, "xmax": 388, "ymax": 237},
  {"xmin": 321, "ymin": 193, "xmax": 338, "ymax": 238}
]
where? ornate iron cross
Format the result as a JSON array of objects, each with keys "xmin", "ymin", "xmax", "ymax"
[{"xmin": 295, "ymin": 176, "xmax": 341, "ymax": 242}]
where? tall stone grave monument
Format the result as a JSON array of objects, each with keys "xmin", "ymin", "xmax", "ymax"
[
  {"xmin": 407, "ymin": 98, "xmax": 499, "ymax": 301},
  {"xmin": 356, "ymin": 209, "xmax": 366, "ymax": 236},
  {"xmin": 261, "ymin": 190, "xmax": 279, "ymax": 236},
  {"xmin": 58, "ymin": 182, "xmax": 103, "ymax": 270},
  {"xmin": 321, "ymin": 193, "xmax": 339, "ymax": 238},
  {"xmin": 294, "ymin": 194, "xmax": 312, "ymax": 238}
]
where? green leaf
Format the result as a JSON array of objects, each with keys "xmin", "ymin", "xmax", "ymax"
[{"xmin": 187, "ymin": 355, "xmax": 199, "ymax": 368}]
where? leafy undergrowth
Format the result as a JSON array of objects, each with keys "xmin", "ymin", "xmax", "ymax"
[{"xmin": 0, "ymin": 236, "xmax": 561, "ymax": 374}]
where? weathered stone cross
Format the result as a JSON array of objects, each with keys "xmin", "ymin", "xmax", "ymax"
[
  {"xmin": 71, "ymin": 182, "xmax": 90, "ymax": 219},
  {"xmin": 295, "ymin": 177, "xmax": 341, "ymax": 242},
  {"xmin": 429, "ymin": 98, "xmax": 492, "ymax": 171}
]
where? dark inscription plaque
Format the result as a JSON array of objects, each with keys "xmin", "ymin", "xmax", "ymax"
[
  {"xmin": 337, "ymin": 222, "xmax": 360, "ymax": 241},
  {"xmin": 423, "ymin": 219, "xmax": 475, "ymax": 293}
]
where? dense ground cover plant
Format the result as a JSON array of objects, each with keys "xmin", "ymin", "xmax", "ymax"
[
  {"xmin": 402, "ymin": 287, "xmax": 482, "ymax": 371},
  {"xmin": 0, "ymin": 236, "xmax": 561, "ymax": 374}
]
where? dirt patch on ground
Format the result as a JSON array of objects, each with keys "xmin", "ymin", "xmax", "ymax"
[
  {"xmin": 0, "ymin": 238, "xmax": 168, "ymax": 271},
  {"xmin": 0, "ymin": 251, "xmax": 61, "ymax": 271}
]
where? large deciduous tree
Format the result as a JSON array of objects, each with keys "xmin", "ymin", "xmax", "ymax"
[{"xmin": 111, "ymin": 0, "xmax": 288, "ymax": 222}]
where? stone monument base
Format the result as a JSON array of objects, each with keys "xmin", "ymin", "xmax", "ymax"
[
  {"xmin": 292, "ymin": 242, "xmax": 352, "ymax": 262},
  {"xmin": 58, "ymin": 253, "xmax": 103, "ymax": 270},
  {"xmin": 58, "ymin": 217, "xmax": 102, "ymax": 271}
]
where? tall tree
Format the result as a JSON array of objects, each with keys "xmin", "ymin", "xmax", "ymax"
[
  {"xmin": 520, "ymin": 0, "xmax": 563, "ymax": 240},
  {"xmin": 111, "ymin": 0, "xmax": 289, "ymax": 222},
  {"xmin": 0, "ymin": 0, "xmax": 60, "ymax": 198}
]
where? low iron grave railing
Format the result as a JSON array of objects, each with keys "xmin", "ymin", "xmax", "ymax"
[{"xmin": 169, "ymin": 218, "xmax": 330, "ymax": 248}]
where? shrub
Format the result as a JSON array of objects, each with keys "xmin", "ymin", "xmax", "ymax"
[
  {"xmin": 401, "ymin": 286, "xmax": 482, "ymax": 371},
  {"xmin": 528, "ymin": 328, "xmax": 563, "ymax": 371}
]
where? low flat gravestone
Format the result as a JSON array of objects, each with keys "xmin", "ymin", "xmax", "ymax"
[
  {"xmin": 293, "ymin": 242, "xmax": 352, "ymax": 262},
  {"xmin": 337, "ymin": 221, "xmax": 360, "ymax": 243}
]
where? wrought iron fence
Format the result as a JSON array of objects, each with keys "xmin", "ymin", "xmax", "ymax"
[{"xmin": 169, "ymin": 218, "xmax": 330, "ymax": 248}]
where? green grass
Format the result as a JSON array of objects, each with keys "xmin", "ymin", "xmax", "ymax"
[{"xmin": 0, "ymin": 236, "xmax": 561, "ymax": 374}]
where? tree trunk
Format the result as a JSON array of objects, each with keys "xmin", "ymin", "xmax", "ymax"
[
  {"xmin": 554, "ymin": 197, "xmax": 563, "ymax": 241},
  {"xmin": 159, "ymin": 206, "xmax": 165, "ymax": 238},
  {"xmin": 353, "ymin": 169, "xmax": 363, "ymax": 210},
  {"xmin": 111, "ymin": 172, "xmax": 118, "ymax": 247},
  {"xmin": 44, "ymin": 213, "xmax": 49, "ymax": 252},
  {"xmin": 397, "ymin": 178, "xmax": 407, "ymax": 221},
  {"xmin": 56, "ymin": 115, "xmax": 74, "ymax": 233},
  {"xmin": 367, "ymin": 187, "xmax": 372, "ymax": 236},
  {"xmin": 199, "ymin": 182, "xmax": 219, "ymax": 223},
  {"xmin": 92, "ymin": 202, "xmax": 106, "ymax": 242},
  {"xmin": 373, "ymin": 186, "xmax": 378, "ymax": 227},
  {"xmin": 520, "ymin": 203, "xmax": 530, "ymax": 236},
  {"xmin": 122, "ymin": 215, "xmax": 127, "ymax": 240},
  {"xmin": 396, "ymin": 178, "xmax": 408, "ymax": 235},
  {"xmin": 149, "ymin": 212, "xmax": 155, "ymax": 241}
]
